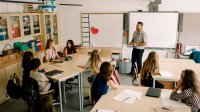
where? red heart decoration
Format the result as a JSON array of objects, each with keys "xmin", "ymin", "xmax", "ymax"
[{"xmin": 91, "ymin": 27, "xmax": 99, "ymax": 34}]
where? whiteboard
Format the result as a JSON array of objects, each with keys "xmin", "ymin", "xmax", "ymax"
[
  {"xmin": 128, "ymin": 12, "xmax": 179, "ymax": 48},
  {"xmin": 88, "ymin": 14, "xmax": 123, "ymax": 48}
]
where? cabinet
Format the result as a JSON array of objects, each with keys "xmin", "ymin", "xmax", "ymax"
[
  {"xmin": 0, "ymin": 63, "xmax": 21, "ymax": 104},
  {"xmin": 0, "ymin": 69, "xmax": 7, "ymax": 104},
  {"xmin": 8, "ymin": 14, "xmax": 23, "ymax": 39},
  {"xmin": 119, "ymin": 61, "xmax": 132, "ymax": 74},
  {"xmin": 32, "ymin": 13, "xmax": 41, "ymax": 36},
  {"xmin": 35, "ymin": 13, "xmax": 60, "ymax": 50},
  {"xmin": 0, "ymin": 14, "xmax": 9, "ymax": 42},
  {"xmin": 0, "ymin": 13, "xmax": 42, "ymax": 42},
  {"xmin": 17, "ymin": 62, "xmax": 23, "ymax": 78},
  {"xmin": 22, "ymin": 14, "xmax": 32, "ymax": 37},
  {"xmin": 0, "ymin": 13, "xmax": 60, "ymax": 51}
]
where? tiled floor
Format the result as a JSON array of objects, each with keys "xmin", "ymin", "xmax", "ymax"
[{"xmin": 0, "ymin": 71, "xmax": 133, "ymax": 112}]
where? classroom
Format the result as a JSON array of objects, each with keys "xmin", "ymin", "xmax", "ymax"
[{"xmin": 0, "ymin": 0, "xmax": 200, "ymax": 112}]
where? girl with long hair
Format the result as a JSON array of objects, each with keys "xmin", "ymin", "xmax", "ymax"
[
  {"xmin": 170, "ymin": 69, "xmax": 200, "ymax": 112},
  {"xmin": 140, "ymin": 51, "xmax": 164, "ymax": 88},
  {"xmin": 86, "ymin": 49, "xmax": 101, "ymax": 84},
  {"xmin": 22, "ymin": 51, "xmax": 34, "ymax": 86},
  {"xmin": 45, "ymin": 38, "xmax": 60, "ymax": 62},
  {"xmin": 92, "ymin": 62, "xmax": 119, "ymax": 102},
  {"xmin": 63, "ymin": 40, "xmax": 77, "ymax": 57}
]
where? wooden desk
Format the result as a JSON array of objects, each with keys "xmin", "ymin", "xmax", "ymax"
[
  {"xmin": 160, "ymin": 58, "xmax": 195, "ymax": 64},
  {"xmin": 42, "ymin": 54, "xmax": 90, "ymax": 112},
  {"xmin": 152, "ymin": 60, "xmax": 200, "ymax": 88},
  {"xmin": 91, "ymin": 85, "xmax": 190, "ymax": 112},
  {"xmin": 42, "ymin": 54, "xmax": 114, "ymax": 112}
]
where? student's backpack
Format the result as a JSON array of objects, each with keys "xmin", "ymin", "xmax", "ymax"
[
  {"xmin": 21, "ymin": 78, "xmax": 39, "ymax": 109},
  {"xmin": 6, "ymin": 74, "xmax": 22, "ymax": 99}
]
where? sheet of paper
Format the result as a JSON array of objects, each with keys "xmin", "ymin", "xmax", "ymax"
[
  {"xmin": 113, "ymin": 89, "xmax": 142, "ymax": 104},
  {"xmin": 161, "ymin": 90, "xmax": 172, "ymax": 98},
  {"xmin": 97, "ymin": 108, "xmax": 116, "ymax": 112},
  {"xmin": 160, "ymin": 71, "xmax": 173, "ymax": 77},
  {"xmin": 162, "ymin": 98, "xmax": 188, "ymax": 108}
]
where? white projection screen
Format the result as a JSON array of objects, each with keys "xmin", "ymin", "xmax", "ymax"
[{"xmin": 128, "ymin": 12, "xmax": 179, "ymax": 48}]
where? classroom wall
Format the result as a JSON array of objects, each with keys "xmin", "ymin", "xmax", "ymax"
[
  {"xmin": 1, "ymin": 0, "xmax": 200, "ymax": 58},
  {"xmin": 179, "ymin": 13, "xmax": 200, "ymax": 46},
  {"xmin": 56, "ymin": 0, "xmax": 200, "ymax": 59}
]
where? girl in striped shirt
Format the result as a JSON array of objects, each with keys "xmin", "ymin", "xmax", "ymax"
[{"xmin": 170, "ymin": 69, "xmax": 200, "ymax": 112}]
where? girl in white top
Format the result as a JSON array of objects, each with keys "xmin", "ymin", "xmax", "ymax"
[{"xmin": 30, "ymin": 58, "xmax": 51, "ymax": 92}]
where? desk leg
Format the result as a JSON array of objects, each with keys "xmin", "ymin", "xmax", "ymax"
[
  {"xmin": 81, "ymin": 72, "xmax": 83, "ymax": 110},
  {"xmin": 58, "ymin": 81, "xmax": 63, "ymax": 112},
  {"xmin": 62, "ymin": 82, "xmax": 66, "ymax": 103},
  {"xmin": 78, "ymin": 72, "xmax": 83, "ymax": 111},
  {"xmin": 153, "ymin": 79, "xmax": 155, "ymax": 88}
]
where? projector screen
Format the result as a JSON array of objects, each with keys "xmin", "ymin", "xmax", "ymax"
[{"xmin": 128, "ymin": 12, "xmax": 179, "ymax": 48}]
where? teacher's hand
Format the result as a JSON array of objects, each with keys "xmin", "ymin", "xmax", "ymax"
[
  {"xmin": 128, "ymin": 42, "xmax": 132, "ymax": 46},
  {"xmin": 132, "ymin": 43, "xmax": 137, "ymax": 46}
]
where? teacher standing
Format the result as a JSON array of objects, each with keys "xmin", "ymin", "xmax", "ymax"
[{"xmin": 129, "ymin": 21, "xmax": 147, "ymax": 74}]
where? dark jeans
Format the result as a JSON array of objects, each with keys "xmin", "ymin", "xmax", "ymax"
[
  {"xmin": 141, "ymin": 79, "xmax": 164, "ymax": 88},
  {"xmin": 132, "ymin": 48, "xmax": 144, "ymax": 73}
]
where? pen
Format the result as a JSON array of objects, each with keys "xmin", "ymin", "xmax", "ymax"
[
  {"xmin": 123, "ymin": 97, "xmax": 130, "ymax": 101},
  {"xmin": 162, "ymin": 107, "xmax": 171, "ymax": 111}
]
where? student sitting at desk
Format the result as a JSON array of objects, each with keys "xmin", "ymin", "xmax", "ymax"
[
  {"xmin": 170, "ymin": 69, "xmax": 200, "ymax": 112},
  {"xmin": 86, "ymin": 49, "xmax": 102, "ymax": 84},
  {"xmin": 30, "ymin": 58, "xmax": 59, "ymax": 99},
  {"xmin": 44, "ymin": 38, "xmax": 61, "ymax": 62},
  {"xmin": 22, "ymin": 51, "xmax": 34, "ymax": 87},
  {"xmin": 63, "ymin": 40, "xmax": 78, "ymax": 57},
  {"xmin": 140, "ymin": 51, "xmax": 164, "ymax": 88},
  {"xmin": 92, "ymin": 62, "xmax": 119, "ymax": 102}
]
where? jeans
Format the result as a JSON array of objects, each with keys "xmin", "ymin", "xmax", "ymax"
[{"xmin": 131, "ymin": 48, "xmax": 144, "ymax": 73}]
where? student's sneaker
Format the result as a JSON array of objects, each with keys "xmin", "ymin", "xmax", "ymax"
[{"xmin": 132, "ymin": 78, "xmax": 138, "ymax": 86}]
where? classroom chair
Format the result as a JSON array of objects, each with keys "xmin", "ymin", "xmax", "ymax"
[
  {"xmin": 65, "ymin": 77, "xmax": 78, "ymax": 90},
  {"xmin": 101, "ymin": 49, "xmax": 112, "ymax": 59}
]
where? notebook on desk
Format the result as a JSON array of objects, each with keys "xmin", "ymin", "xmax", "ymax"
[
  {"xmin": 146, "ymin": 87, "xmax": 161, "ymax": 98},
  {"xmin": 45, "ymin": 70, "xmax": 63, "ymax": 77}
]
